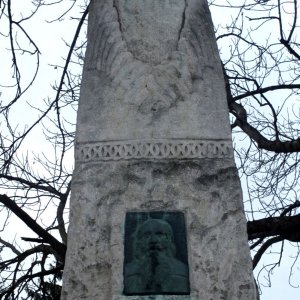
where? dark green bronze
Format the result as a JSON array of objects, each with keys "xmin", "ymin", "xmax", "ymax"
[{"xmin": 123, "ymin": 212, "xmax": 190, "ymax": 295}]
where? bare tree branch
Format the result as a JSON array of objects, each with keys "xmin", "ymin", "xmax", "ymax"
[
  {"xmin": 0, "ymin": 237, "xmax": 21, "ymax": 255},
  {"xmin": 230, "ymin": 101, "xmax": 300, "ymax": 153},
  {"xmin": 248, "ymin": 214, "xmax": 300, "ymax": 241},
  {"xmin": 0, "ymin": 194, "xmax": 66, "ymax": 258},
  {"xmin": 252, "ymin": 236, "xmax": 283, "ymax": 269}
]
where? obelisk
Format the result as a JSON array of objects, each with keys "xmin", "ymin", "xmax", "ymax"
[{"xmin": 62, "ymin": 0, "xmax": 257, "ymax": 299}]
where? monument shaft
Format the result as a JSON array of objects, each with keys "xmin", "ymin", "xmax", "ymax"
[{"xmin": 62, "ymin": 0, "xmax": 257, "ymax": 299}]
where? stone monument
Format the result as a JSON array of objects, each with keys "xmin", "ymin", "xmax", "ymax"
[{"xmin": 62, "ymin": 0, "xmax": 257, "ymax": 299}]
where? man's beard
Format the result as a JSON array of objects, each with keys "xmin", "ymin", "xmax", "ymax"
[{"xmin": 139, "ymin": 248, "xmax": 173, "ymax": 292}]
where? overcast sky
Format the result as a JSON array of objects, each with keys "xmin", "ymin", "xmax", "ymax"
[{"xmin": 0, "ymin": 1, "xmax": 299, "ymax": 299}]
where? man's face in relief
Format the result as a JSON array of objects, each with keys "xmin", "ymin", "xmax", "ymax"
[{"xmin": 137, "ymin": 219, "xmax": 173, "ymax": 254}]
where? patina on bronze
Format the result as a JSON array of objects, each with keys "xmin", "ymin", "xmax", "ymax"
[{"xmin": 123, "ymin": 212, "xmax": 190, "ymax": 295}]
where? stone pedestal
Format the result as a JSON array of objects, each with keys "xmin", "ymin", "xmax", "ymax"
[{"xmin": 62, "ymin": 0, "xmax": 257, "ymax": 299}]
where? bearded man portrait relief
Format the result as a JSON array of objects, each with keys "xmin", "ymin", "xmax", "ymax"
[{"xmin": 123, "ymin": 212, "xmax": 190, "ymax": 295}]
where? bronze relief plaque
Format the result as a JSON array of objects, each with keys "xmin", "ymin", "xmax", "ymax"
[{"xmin": 123, "ymin": 211, "xmax": 190, "ymax": 295}]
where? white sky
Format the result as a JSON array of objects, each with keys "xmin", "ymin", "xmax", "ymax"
[
  {"xmin": 0, "ymin": 1, "xmax": 299, "ymax": 299},
  {"xmin": 210, "ymin": 2, "xmax": 300, "ymax": 299}
]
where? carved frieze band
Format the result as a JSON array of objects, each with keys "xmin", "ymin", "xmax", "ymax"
[
  {"xmin": 75, "ymin": 139, "xmax": 233, "ymax": 162},
  {"xmin": 113, "ymin": 295, "xmax": 192, "ymax": 300}
]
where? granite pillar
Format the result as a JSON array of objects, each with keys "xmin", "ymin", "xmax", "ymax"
[{"xmin": 61, "ymin": 0, "xmax": 257, "ymax": 299}]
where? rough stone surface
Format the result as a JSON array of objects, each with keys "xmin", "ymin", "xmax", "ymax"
[
  {"xmin": 76, "ymin": 0, "xmax": 231, "ymax": 143},
  {"xmin": 61, "ymin": 0, "xmax": 257, "ymax": 299}
]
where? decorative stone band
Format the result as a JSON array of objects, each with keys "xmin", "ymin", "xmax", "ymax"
[
  {"xmin": 113, "ymin": 296, "xmax": 194, "ymax": 300},
  {"xmin": 75, "ymin": 139, "xmax": 233, "ymax": 162}
]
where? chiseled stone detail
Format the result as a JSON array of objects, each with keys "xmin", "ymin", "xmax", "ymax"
[
  {"xmin": 62, "ymin": 0, "xmax": 258, "ymax": 298},
  {"xmin": 113, "ymin": 296, "xmax": 193, "ymax": 300},
  {"xmin": 76, "ymin": 139, "xmax": 233, "ymax": 162}
]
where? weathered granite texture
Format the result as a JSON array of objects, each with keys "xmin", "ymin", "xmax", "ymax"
[
  {"xmin": 62, "ymin": 160, "xmax": 256, "ymax": 299},
  {"xmin": 61, "ymin": 0, "xmax": 257, "ymax": 299},
  {"xmin": 76, "ymin": 0, "xmax": 232, "ymax": 143}
]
